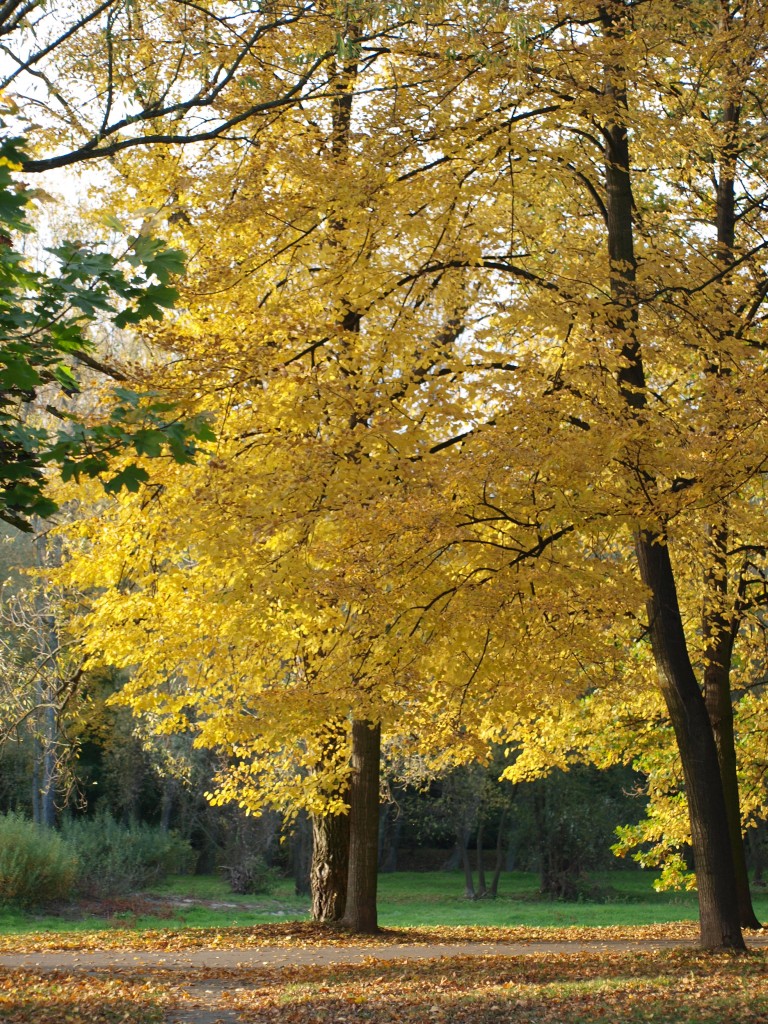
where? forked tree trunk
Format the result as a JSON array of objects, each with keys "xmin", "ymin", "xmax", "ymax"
[{"xmin": 341, "ymin": 719, "xmax": 380, "ymax": 934}]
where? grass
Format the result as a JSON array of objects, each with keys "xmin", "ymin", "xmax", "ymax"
[{"xmin": 1, "ymin": 868, "xmax": 766, "ymax": 936}]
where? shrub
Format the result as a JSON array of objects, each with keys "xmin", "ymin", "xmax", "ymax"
[
  {"xmin": 0, "ymin": 812, "xmax": 78, "ymax": 907},
  {"xmin": 62, "ymin": 813, "xmax": 195, "ymax": 898},
  {"xmin": 220, "ymin": 853, "xmax": 278, "ymax": 895}
]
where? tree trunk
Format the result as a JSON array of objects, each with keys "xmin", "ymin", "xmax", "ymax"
[
  {"xmin": 702, "ymin": 520, "xmax": 761, "ymax": 928},
  {"xmin": 635, "ymin": 533, "xmax": 744, "ymax": 948},
  {"xmin": 160, "ymin": 777, "xmax": 175, "ymax": 832},
  {"xmin": 749, "ymin": 825, "xmax": 766, "ymax": 886},
  {"xmin": 476, "ymin": 822, "xmax": 488, "ymax": 897},
  {"xmin": 310, "ymin": 809, "xmax": 349, "ymax": 921},
  {"xmin": 489, "ymin": 807, "xmax": 507, "ymax": 898},
  {"xmin": 600, "ymin": 6, "xmax": 744, "ymax": 949},
  {"xmin": 341, "ymin": 719, "xmax": 380, "ymax": 934},
  {"xmin": 291, "ymin": 810, "xmax": 312, "ymax": 897},
  {"xmin": 459, "ymin": 828, "xmax": 475, "ymax": 899},
  {"xmin": 34, "ymin": 530, "xmax": 59, "ymax": 829},
  {"xmin": 378, "ymin": 799, "xmax": 401, "ymax": 873},
  {"xmin": 700, "ymin": 86, "xmax": 761, "ymax": 931}
]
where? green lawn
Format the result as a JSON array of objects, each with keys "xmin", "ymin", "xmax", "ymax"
[{"xmin": 2, "ymin": 869, "xmax": 765, "ymax": 934}]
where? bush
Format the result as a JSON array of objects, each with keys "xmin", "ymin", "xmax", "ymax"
[
  {"xmin": 0, "ymin": 812, "xmax": 78, "ymax": 907},
  {"xmin": 62, "ymin": 813, "xmax": 195, "ymax": 898},
  {"xmin": 220, "ymin": 853, "xmax": 278, "ymax": 895}
]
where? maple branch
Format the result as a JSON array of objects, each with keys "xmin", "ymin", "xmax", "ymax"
[{"xmin": 395, "ymin": 103, "xmax": 561, "ymax": 185}]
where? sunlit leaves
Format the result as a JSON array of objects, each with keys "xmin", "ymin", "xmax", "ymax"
[{"xmin": 51, "ymin": 1, "xmax": 768, "ymax": 868}]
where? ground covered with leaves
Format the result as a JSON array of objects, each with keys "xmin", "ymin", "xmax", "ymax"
[
  {"xmin": 0, "ymin": 917, "xmax": 707, "ymax": 952},
  {"xmin": 1, "ymin": 947, "xmax": 767, "ymax": 1024},
  {"xmin": 5, "ymin": 919, "xmax": 767, "ymax": 1024}
]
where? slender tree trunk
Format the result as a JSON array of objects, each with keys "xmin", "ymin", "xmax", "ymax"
[
  {"xmin": 702, "ymin": 518, "xmax": 760, "ymax": 928},
  {"xmin": 749, "ymin": 825, "xmax": 765, "ymax": 886},
  {"xmin": 489, "ymin": 807, "xmax": 507, "ymax": 898},
  {"xmin": 699, "ymin": 86, "xmax": 761, "ymax": 931},
  {"xmin": 459, "ymin": 828, "xmax": 475, "ymax": 899},
  {"xmin": 341, "ymin": 719, "xmax": 381, "ymax": 934},
  {"xmin": 34, "ymin": 530, "xmax": 58, "ymax": 829},
  {"xmin": 704, "ymin": 651, "xmax": 759, "ymax": 928},
  {"xmin": 476, "ymin": 822, "xmax": 487, "ymax": 897},
  {"xmin": 600, "ymin": 7, "xmax": 744, "ymax": 949},
  {"xmin": 378, "ymin": 799, "xmax": 401, "ymax": 873},
  {"xmin": 160, "ymin": 777, "xmax": 175, "ymax": 831},
  {"xmin": 311, "ymin": 809, "xmax": 349, "ymax": 921},
  {"xmin": 291, "ymin": 810, "xmax": 312, "ymax": 897}
]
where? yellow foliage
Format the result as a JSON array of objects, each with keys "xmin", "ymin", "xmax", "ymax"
[{"xmin": 49, "ymin": 0, "xmax": 768, "ymax": 856}]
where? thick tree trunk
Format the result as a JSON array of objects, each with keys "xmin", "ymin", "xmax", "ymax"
[
  {"xmin": 341, "ymin": 719, "xmax": 381, "ymax": 934},
  {"xmin": 636, "ymin": 533, "xmax": 744, "ymax": 949},
  {"xmin": 310, "ymin": 809, "xmax": 349, "ymax": 921},
  {"xmin": 600, "ymin": 7, "xmax": 744, "ymax": 949}
]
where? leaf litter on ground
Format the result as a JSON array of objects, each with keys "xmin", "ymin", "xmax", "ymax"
[
  {"xmin": 0, "ymin": 919, "xmax": 724, "ymax": 953},
  {"xmin": 3, "ymin": 948, "xmax": 767, "ymax": 1024}
]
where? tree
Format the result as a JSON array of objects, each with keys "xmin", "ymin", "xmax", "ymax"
[
  {"xmin": 48, "ymin": 4, "xmax": 527, "ymax": 932},
  {"xmin": 49, "ymin": 0, "xmax": 768, "ymax": 950}
]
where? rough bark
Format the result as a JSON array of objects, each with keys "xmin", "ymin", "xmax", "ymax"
[
  {"xmin": 310, "ymin": 809, "xmax": 349, "ymax": 921},
  {"xmin": 341, "ymin": 719, "xmax": 380, "ymax": 934}
]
